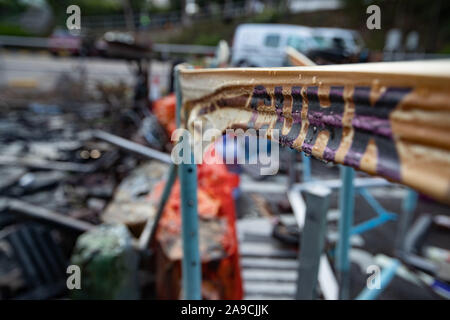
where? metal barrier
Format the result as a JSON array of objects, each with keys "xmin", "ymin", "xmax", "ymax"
[{"xmin": 0, "ymin": 35, "xmax": 216, "ymax": 55}]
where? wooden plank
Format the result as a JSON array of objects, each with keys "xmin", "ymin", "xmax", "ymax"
[
  {"xmin": 239, "ymin": 242, "xmax": 298, "ymax": 258},
  {"xmin": 242, "ymin": 269, "xmax": 298, "ymax": 282},
  {"xmin": 244, "ymin": 281, "xmax": 296, "ymax": 296},
  {"xmin": 240, "ymin": 257, "xmax": 298, "ymax": 270},
  {"xmin": 244, "ymin": 295, "xmax": 293, "ymax": 300},
  {"xmin": 2, "ymin": 197, "xmax": 93, "ymax": 233},
  {"xmin": 179, "ymin": 61, "xmax": 450, "ymax": 203},
  {"xmin": 286, "ymin": 46, "xmax": 315, "ymax": 66}
]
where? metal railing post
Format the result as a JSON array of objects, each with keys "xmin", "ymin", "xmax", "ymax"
[
  {"xmin": 356, "ymin": 259, "xmax": 401, "ymax": 300},
  {"xmin": 301, "ymin": 152, "xmax": 312, "ymax": 182},
  {"xmin": 335, "ymin": 166, "xmax": 355, "ymax": 299},
  {"xmin": 395, "ymin": 189, "xmax": 418, "ymax": 253},
  {"xmin": 296, "ymin": 184, "xmax": 331, "ymax": 299},
  {"xmin": 175, "ymin": 66, "xmax": 202, "ymax": 300}
]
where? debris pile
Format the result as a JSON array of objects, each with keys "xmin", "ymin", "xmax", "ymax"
[
  {"xmin": 0, "ymin": 76, "xmax": 244, "ymax": 300},
  {"xmin": 0, "ymin": 75, "xmax": 167, "ymax": 299}
]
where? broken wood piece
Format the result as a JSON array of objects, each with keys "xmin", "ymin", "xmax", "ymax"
[
  {"xmin": 90, "ymin": 130, "xmax": 172, "ymax": 164},
  {"xmin": 286, "ymin": 46, "xmax": 316, "ymax": 66},
  {"xmin": 1, "ymin": 197, "xmax": 94, "ymax": 233},
  {"xmin": 0, "ymin": 155, "xmax": 95, "ymax": 173}
]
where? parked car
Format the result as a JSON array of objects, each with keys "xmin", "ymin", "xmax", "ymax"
[
  {"xmin": 231, "ymin": 23, "xmax": 317, "ymax": 67},
  {"xmin": 48, "ymin": 28, "xmax": 81, "ymax": 56}
]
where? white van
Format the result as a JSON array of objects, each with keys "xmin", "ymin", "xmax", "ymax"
[
  {"xmin": 312, "ymin": 27, "xmax": 364, "ymax": 56},
  {"xmin": 231, "ymin": 23, "xmax": 317, "ymax": 67}
]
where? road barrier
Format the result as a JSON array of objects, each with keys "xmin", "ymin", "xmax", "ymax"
[{"xmin": 0, "ymin": 35, "xmax": 216, "ymax": 55}]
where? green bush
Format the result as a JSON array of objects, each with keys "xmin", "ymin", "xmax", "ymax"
[
  {"xmin": 0, "ymin": 23, "xmax": 31, "ymax": 36},
  {"xmin": 193, "ymin": 33, "xmax": 222, "ymax": 46},
  {"xmin": 250, "ymin": 9, "xmax": 282, "ymax": 24}
]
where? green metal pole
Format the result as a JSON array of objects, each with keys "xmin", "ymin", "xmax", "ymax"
[
  {"xmin": 356, "ymin": 259, "xmax": 401, "ymax": 300},
  {"xmin": 395, "ymin": 189, "xmax": 418, "ymax": 254},
  {"xmin": 175, "ymin": 65, "xmax": 202, "ymax": 300},
  {"xmin": 301, "ymin": 152, "xmax": 312, "ymax": 182},
  {"xmin": 336, "ymin": 165, "xmax": 355, "ymax": 300}
]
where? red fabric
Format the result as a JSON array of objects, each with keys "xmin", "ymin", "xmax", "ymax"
[
  {"xmin": 151, "ymin": 146, "xmax": 243, "ymax": 299},
  {"xmin": 152, "ymin": 93, "xmax": 176, "ymax": 136}
]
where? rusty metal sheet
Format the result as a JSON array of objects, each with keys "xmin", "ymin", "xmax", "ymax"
[{"xmin": 179, "ymin": 60, "xmax": 450, "ymax": 204}]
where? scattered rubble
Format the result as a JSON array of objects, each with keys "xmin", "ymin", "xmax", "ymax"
[{"xmin": 0, "ymin": 73, "xmax": 169, "ymax": 299}]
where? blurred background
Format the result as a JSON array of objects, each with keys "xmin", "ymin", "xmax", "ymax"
[{"xmin": 0, "ymin": 0, "xmax": 449, "ymax": 300}]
